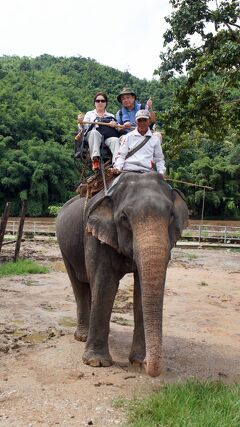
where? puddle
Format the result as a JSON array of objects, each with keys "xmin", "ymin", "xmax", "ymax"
[
  {"xmin": 58, "ymin": 317, "xmax": 76, "ymax": 327},
  {"xmin": 23, "ymin": 279, "xmax": 41, "ymax": 286},
  {"xmin": 11, "ymin": 320, "xmax": 25, "ymax": 326},
  {"xmin": 12, "ymin": 330, "xmax": 28, "ymax": 338},
  {"xmin": 22, "ymin": 332, "xmax": 49, "ymax": 343}
]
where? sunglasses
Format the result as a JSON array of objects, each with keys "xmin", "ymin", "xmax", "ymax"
[{"xmin": 95, "ymin": 99, "xmax": 106, "ymax": 103}]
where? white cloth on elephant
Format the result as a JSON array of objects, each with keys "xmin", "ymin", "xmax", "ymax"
[{"xmin": 114, "ymin": 128, "xmax": 166, "ymax": 175}]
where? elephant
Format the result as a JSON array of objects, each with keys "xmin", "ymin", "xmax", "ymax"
[{"xmin": 56, "ymin": 172, "xmax": 188, "ymax": 377}]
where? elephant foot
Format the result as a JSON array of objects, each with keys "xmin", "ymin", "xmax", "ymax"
[
  {"xmin": 129, "ymin": 352, "xmax": 145, "ymax": 367},
  {"xmin": 74, "ymin": 327, "xmax": 88, "ymax": 342},
  {"xmin": 129, "ymin": 338, "xmax": 146, "ymax": 366},
  {"xmin": 82, "ymin": 349, "xmax": 112, "ymax": 367}
]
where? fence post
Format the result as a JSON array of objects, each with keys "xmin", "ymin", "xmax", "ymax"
[
  {"xmin": 224, "ymin": 226, "xmax": 227, "ymax": 244},
  {"xmin": 14, "ymin": 200, "xmax": 27, "ymax": 262},
  {"xmin": 198, "ymin": 224, "xmax": 202, "ymax": 243},
  {"xmin": 199, "ymin": 187, "xmax": 206, "ymax": 244},
  {"xmin": 0, "ymin": 202, "xmax": 11, "ymax": 254}
]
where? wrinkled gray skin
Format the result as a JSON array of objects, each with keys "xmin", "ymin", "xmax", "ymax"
[{"xmin": 56, "ymin": 172, "xmax": 188, "ymax": 377}]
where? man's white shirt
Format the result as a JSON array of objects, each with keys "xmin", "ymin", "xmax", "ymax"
[{"xmin": 114, "ymin": 128, "xmax": 166, "ymax": 175}]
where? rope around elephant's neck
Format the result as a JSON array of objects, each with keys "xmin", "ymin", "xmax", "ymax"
[
  {"xmin": 83, "ymin": 187, "xmax": 90, "ymax": 218},
  {"xmin": 116, "ymin": 170, "xmax": 213, "ymax": 190}
]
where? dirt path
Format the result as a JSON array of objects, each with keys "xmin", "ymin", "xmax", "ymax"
[{"xmin": 0, "ymin": 241, "xmax": 240, "ymax": 426}]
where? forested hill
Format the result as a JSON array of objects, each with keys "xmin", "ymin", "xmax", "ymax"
[
  {"xmin": 0, "ymin": 54, "xmax": 174, "ymax": 141},
  {"xmin": 0, "ymin": 54, "xmax": 158, "ymax": 145},
  {"xmin": 0, "ymin": 54, "xmax": 239, "ymax": 218},
  {"xmin": 0, "ymin": 54, "xmax": 172, "ymax": 216}
]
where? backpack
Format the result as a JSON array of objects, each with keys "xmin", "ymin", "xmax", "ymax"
[
  {"xmin": 74, "ymin": 118, "xmax": 115, "ymax": 161},
  {"xmin": 94, "ymin": 116, "xmax": 119, "ymax": 139}
]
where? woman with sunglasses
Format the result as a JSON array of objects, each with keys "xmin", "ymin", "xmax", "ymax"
[{"xmin": 78, "ymin": 92, "xmax": 119, "ymax": 171}]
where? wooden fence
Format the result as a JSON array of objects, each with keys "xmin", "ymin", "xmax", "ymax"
[
  {"xmin": 6, "ymin": 220, "xmax": 56, "ymax": 236},
  {"xmin": 182, "ymin": 224, "xmax": 240, "ymax": 244},
  {"xmin": 4, "ymin": 220, "xmax": 240, "ymax": 244}
]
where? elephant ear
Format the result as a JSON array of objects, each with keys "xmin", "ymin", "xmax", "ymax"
[
  {"xmin": 86, "ymin": 196, "xmax": 118, "ymax": 250},
  {"xmin": 169, "ymin": 189, "xmax": 189, "ymax": 247}
]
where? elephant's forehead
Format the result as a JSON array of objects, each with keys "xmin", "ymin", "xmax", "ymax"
[
  {"xmin": 120, "ymin": 172, "xmax": 158, "ymax": 183},
  {"xmin": 115, "ymin": 175, "xmax": 166, "ymax": 200},
  {"xmin": 117, "ymin": 172, "xmax": 161, "ymax": 190}
]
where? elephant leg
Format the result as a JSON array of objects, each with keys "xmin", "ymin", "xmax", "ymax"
[
  {"xmin": 62, "ymin": 255, "xmax": 91, "ymax": 342},
  {"xmin": 82, "ymin": 272, "xmax": 119, "ymax": 367},
  {"xmin": 129, "ymin": 271, "xmax": 146, "ymax": 366}
]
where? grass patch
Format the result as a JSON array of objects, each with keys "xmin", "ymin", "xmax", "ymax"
[
  {"xmin": 112, "ymin": 397, "xmax": 127, "ymax": 409},
  {"xmin": 125, "ymin": 380, "xmax": 240, "ymax": 427},
  {"xmin": 0, "ymin": 259, "xmax": 49, "ymax": 277},
  {"xmin": 227, "ymin": 248, "xmax": 240, "ymax": 253},
  {"xmin": 185, "ymin": 253, "xmax": 198, "ymax": 260},
  {"xmin": 111, "ymin": 316, "xmax": 133, "ymax": 326}
]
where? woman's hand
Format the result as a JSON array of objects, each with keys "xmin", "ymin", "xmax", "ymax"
[{"xmin": 109, "ymin": 120, "xmax": 117, "ymax": 127}]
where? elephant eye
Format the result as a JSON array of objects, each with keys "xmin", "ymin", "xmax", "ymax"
[
  {"xmin": 120, "ymin": 211, "xmax": 127, "ymax": 220},
  {"xmin": 120, "ymin": 211, "xmax": 130, "ymax": 229}
]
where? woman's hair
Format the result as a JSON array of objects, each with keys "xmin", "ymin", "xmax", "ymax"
[{"xmin": 93, "ymin": 92, "xmax": 108, "ymax": 106}]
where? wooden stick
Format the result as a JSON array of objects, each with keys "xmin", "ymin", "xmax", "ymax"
[
  {"xmin": 166, "ymin": 178, "xmax": 213, "ymax": 190},
  {"xmin": 0, "ymin": 202, "xmax": 11, "ymax": 254},
  {"xmin": 14, "ymin": 200, "xmax": 27, "ymax": 262},
  {"xmin": 82, "ymin": 121, "xmax": 126, "ymax": 129}
]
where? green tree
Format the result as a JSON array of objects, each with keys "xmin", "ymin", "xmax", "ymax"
[
  {"xmin": 167, "ymin": 131, "xmax": 240, "ymax": 217},
  {"xmin": 156, "ymin": 0, "xmax": 240, "ymax": 141},
  {"xmin": 0, "ymin": 137, "xmax": 78, "ymax": 216}
]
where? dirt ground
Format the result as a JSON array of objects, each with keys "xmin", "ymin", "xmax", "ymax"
[{"xmin": 0, "ymin": 240, "xmax": 239, "ymax": 426}]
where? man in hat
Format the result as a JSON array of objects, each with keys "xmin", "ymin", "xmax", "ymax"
[
  {"xmin": 113, "ymin": 109, "xmax": 166, "ymax": 176},
  {"xmin": 116, "ymin": 87, "xmax": 153, "ymax": 134}
]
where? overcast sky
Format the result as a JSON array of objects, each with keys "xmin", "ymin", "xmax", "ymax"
[{"xmin": 0, "ymin": 0, "xmax": 173, "ymax": 80}]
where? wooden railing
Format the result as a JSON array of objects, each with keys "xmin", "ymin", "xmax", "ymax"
[
  {"xmin": 182, "ymin": 224, "xmax": 240, "ymax": 244},
  {"xmin": 4, "ymin": 220, "xmax": 240, "ymax": 244},
  {"xmin": 6, "ymin": 220, "xmax": 56, "ymax": 236}
]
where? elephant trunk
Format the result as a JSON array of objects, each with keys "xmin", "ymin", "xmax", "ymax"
[{"xmin": 132, "ymin": 216, "xmax": 170, "ymax": 377}]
